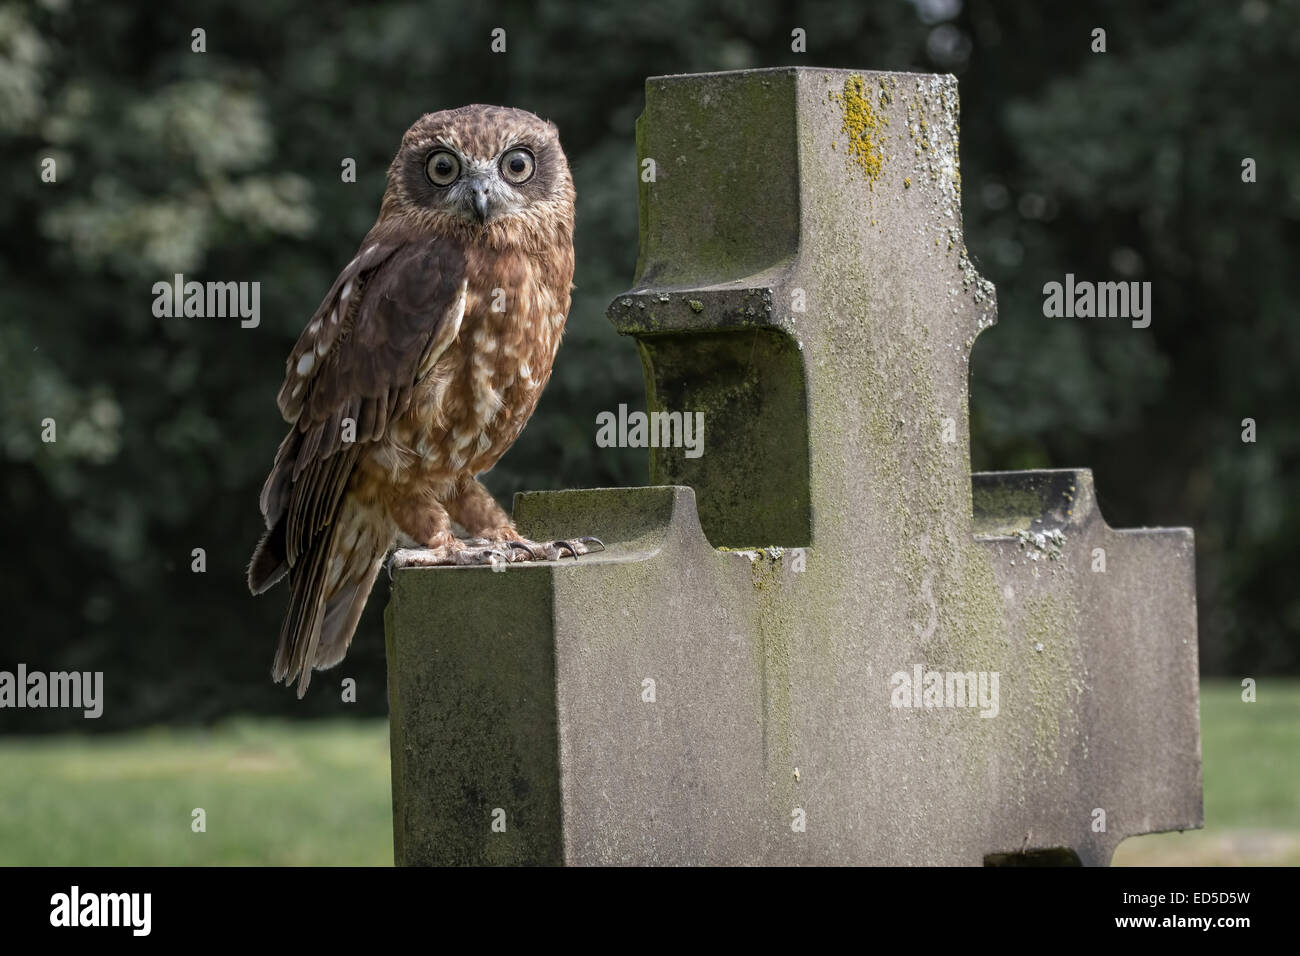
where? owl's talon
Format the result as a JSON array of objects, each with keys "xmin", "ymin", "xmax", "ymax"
[
  {"xmin": 506, "ymin": 540, "xmax": 545, "ymax": 560},
  {"xmin": 543, "ymin": 536, "xmax": 604, "ymax": 560},
  {"xmin": 485, "ymin": 535, "xmax": 606, "ymax": 561}
]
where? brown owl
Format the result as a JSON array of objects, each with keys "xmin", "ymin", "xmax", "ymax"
[{"xmin": 248, "ymin": 105, "xmax": 600, "ymax": 697}]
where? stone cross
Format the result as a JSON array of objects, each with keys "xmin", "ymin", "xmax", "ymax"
[{"xmin": 385, "ymin": 67, "xmax": 1201, "ymax": 866}]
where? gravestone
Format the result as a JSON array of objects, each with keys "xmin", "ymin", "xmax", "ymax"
[{"xmin": 385, "ymin": 67, "xmax": 1201, "ymax": 866}]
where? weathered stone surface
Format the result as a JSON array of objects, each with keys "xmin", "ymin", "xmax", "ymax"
[{"xmin": 385, "ymin": 67, "xmax": 1201, "ymax": 866}]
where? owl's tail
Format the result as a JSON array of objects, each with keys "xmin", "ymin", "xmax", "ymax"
[{"xmin": 251, "ymin": 500, "xmax": 392, "ymax": 699}]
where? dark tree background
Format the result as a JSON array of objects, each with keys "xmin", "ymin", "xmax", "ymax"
[{"xmin": 2, "ymin": 0, "xmax": 1296, "ymax": 730}]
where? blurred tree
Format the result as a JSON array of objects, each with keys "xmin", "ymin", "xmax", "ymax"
[{"xmin": 960, "ymin": 0, "xmax": 1300, "ymax": 675}]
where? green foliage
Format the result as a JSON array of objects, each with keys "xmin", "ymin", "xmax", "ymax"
[
  {"xmin": 962, "ymin": 0, "xmax": 1300, "ymax": 674},
  {"xmin": 0, "ymin": 0, "xmax": 1295, "ymax": 729}
]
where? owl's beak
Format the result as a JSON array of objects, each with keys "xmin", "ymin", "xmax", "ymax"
[{"xmin": 467, "ymin": 177, "xmax": 491, "ymax": 224}]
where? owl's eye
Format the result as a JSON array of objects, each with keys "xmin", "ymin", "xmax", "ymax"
[
  {"xmin": 499, "ymin": 147, "xmax": 535, "ymax": 185},
  {"xmin": 425, "ymin": 150, "xmax": 460, "ymax": 187}
]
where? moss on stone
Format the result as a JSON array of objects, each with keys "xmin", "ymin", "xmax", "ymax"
[
  {"xmin": 828, "ymin": 74, "xmax": 889, "ymax": 188},
  {"xmin": 639, "ymin": 327, "xmax": 811, "ymax": 548},
  {"xmin": 1019, "ymin": 591, "xmax": 1085, "ymax": 765},
  {"xmin": 972, "ymin": 483, "xmax": 1043, "ymax": 536},
  {"xmin": 739, "ymin": 548, "xmax": 798, "ymax": 810},
  {"xmin": 633, "ymin": 72, "xmax": 800, "ymax": 289}
]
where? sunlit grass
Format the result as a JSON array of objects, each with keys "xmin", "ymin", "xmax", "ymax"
[
  {"xmin": 1114, "ymin": 678, "xmax": 1300, "ymax": 865},
  {"xmin": 0, "ymin": 719, "xmax": 392, "ymax": 865}
]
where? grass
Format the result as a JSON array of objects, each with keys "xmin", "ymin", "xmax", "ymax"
[
  {"xmin": 0, "ymin": 680, "xmax": 1294, "ymax": 865},
  {"xmin": 0, "ymin": 718, "xmax": 393, "ymax": 865},
  {"xmin": 1113, "ymin": 678, "xmax": 1300, "ymax": 866}
]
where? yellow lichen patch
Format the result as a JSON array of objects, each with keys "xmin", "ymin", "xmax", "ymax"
[{"xmin": 828, "ymin": 74, "xmax": 889, "ymax": 188}]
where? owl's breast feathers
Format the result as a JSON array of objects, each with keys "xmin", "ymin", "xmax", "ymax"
[{"xmin": 396, "ymin": 239, "xmax": 573, "ymax": 479}]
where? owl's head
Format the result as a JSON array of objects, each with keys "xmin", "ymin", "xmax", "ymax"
[{"xmin": 381, "ymin": 104, "xmax": 574, "ymax": 241}]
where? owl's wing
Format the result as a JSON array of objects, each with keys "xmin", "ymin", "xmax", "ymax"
[{"xmin": 253, "ymin": 235, "xmax": 469, "ymax": 580}]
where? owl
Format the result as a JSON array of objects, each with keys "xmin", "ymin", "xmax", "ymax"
[{"xmin": 248, "ymin": 105, "xmax": 600, "ymax": 697}]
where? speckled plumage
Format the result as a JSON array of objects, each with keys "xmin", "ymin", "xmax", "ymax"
[{"xmin": 248, "ymin": 106, "xmax": 575, "ymax": 696}]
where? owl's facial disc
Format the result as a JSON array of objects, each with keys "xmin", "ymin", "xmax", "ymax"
[{"xmin": 424, "ymin": 147, "xmax": 535, "ymax": 225}]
